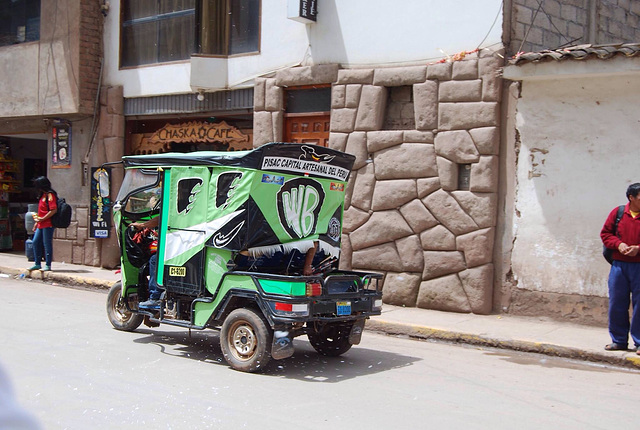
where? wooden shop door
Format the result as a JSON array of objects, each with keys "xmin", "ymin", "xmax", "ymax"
[{"xmin": 284, "ymin": 114, "xmax": 331, "ymax": 147}]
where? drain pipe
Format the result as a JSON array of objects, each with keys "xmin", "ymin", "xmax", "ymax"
[{"xmin": 82, "ymin": 56, "xmax": 104, "ymax": 186}]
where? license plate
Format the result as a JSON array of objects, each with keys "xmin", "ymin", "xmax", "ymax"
[{"xmin": 336, "ymin": 301, "xmax": 351, "ymax": 316}]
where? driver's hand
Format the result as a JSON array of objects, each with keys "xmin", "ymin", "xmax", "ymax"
[{"xmin": 130, "ymin": 222, "xmax": 143, "ymax": 230}]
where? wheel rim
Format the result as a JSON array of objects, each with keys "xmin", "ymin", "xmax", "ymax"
[
  {"xmin": 110, "ymin": 290, "xmax": 132, "ymax": 324},
  {"xmin": 228, "ymin": 320, "xmax": 257, "ymax": 361}
]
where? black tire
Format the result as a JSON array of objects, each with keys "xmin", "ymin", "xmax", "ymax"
[
  {"xmin": 106, "ymin": 281, "xmax": 143, "ymax": 331},
  {"xmin": 220, "ymin": 308, "xmax": 272, "ymax": 372},
  {"xmin": 308, "ymin": 323, "xmax": 354, "ymax": 357}
]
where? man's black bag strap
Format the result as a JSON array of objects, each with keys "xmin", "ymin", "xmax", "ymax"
[
  {"xmin": 612, "ymin": 205, "xmax": 625, "ymax": 236},
  {"xmin": 603, "ymin": 205, "xmax": 625, "ymax": 264}
]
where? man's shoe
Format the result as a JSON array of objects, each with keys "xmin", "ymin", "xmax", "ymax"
[
  {"xmin": 43, "ymin": 266, "xmax": 51, "ymax": 272},
  {"xmin": 604, "ymin": 342, "xmax": 628, "ymax": 351},
  {"xmin": 28, "ymin": 265, "xmax": 41, "ymax": 271},
  {"xmin": 139, "ymin": 299, "xmax": 161, "ymax": 310}
]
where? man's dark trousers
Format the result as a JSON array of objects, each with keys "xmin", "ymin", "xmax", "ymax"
[{"xmin": 608, "ymin": 260, "xmax": 640, "ymax": 347}]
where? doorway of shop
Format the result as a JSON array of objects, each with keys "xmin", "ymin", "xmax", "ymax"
[
  {"xmin": 0, "ymin": 135, "xmax": 48, "ymax": 252},
  {"xmin": 284, "ymin": 86, "xmax": 331, "ymax": 147}
]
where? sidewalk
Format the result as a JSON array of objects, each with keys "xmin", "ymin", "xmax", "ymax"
[{"xmin": 2, "ymin": 251, "xmax": 639, "ymax": 370}]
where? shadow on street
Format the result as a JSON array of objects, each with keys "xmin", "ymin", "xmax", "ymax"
[{"xmin": 130, "ymin": 328, "xmax": 420, "ymax": 382}]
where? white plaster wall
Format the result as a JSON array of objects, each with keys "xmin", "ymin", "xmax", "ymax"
[
  {"xmin": 103, "ymin": 0, "xmax": 503, "ymax": 97},
  {"xmin": 512, "ymin": 73, "xmax": 640, "ymax": 297},
  {"xmin": 308, "ymin": 0, "xmax": 503, "ymax": 66}
]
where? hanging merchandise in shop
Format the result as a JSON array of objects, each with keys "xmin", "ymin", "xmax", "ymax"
[
  {"xmin": 52, "ymin": 120, "xmax": 71, "ymax": 168},
  {"xmin": 90, "ymin": 167, "xmax": 111, "ymax": 238}
]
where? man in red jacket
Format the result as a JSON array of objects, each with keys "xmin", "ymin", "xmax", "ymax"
[{"xmin": 600, "ymin": 183, "xmax": 640, "ymax": 354}]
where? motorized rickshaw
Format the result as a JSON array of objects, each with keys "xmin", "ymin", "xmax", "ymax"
[{"xmin": 105, "ymin": 142, "xmax": 383, "ymax": 372}]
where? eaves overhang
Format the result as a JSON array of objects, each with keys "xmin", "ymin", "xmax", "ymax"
[{"xmin": 504, "ymin": 43, "xmax": 640, "ymax": 82}]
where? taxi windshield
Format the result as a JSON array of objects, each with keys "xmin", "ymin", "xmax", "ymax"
[{"xmin": 116, "ymin": 169, "xmax": 161, "ymax": 214}]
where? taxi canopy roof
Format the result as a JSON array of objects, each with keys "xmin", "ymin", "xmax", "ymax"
[{"xmin": 122, "ymin": 142, "xmax": 355, "ymax": 181}]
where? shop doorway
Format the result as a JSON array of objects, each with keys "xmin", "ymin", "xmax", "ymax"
[
  {"xmin": 284, "ymin": 86, "xmax": 331, "ymax": 147},
  {"xmin": 284, "ymin": 114, "xmax": 330, "ymax": 146},
  {"xmin": 0, "ymin": 135, "xmax": 48, "ymax": 251}
]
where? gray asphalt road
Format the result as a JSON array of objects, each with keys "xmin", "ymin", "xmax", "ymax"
[{"xmin": 1, "ymin": 277, "xmax": 638, "ymax": 430}]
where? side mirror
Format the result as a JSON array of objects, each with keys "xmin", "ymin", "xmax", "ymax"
[
  {"xmin": 98, "ymin": 169, "xmax": 110, "ymax": 198},
  {"xmin": 94, "ymin": 168, "xmax": 110, "ymax": 198}
]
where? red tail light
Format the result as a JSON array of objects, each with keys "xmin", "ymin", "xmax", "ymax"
[
  {"xmin": 306, "ymin": 282, "xmax": 322, "ymax": 296},
  {"xmin": 271, "ymin": 302, "xmax": 309, "ymax": 316},
  {"xmin": 275, "ymin": 302, "xmax": 293, "ymax": 312}
]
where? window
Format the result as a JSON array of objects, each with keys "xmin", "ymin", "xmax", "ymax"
[
  {"xmin": 458, "ymin": 164, "xmax": 471, "ymax": 190},
  {"xmin": 284, "ymin": 86, "xmax": 331, "ymax": 147},
  {"xmin": 383, "ymin": 86, "xmax": 415, "ymax": 130},
  {"xmin": 117, "ymin": 169, "xmax": 161, "ymax": 214},
  {"xmin": 120, "ymin": 0, "xmax": 260, "ymax": 67},
  {"xmin": 285, "ymin": 87, "xmax": 331, "ymax": 114},
  {"xmin": 121, "ymin": 0, "xmax": 196, "ymax": 67},
  {"xmin": 197, "ymin": 0, "xmax": 260, "ymax": 56},
  {"xmin": 0, "ymin": 0, "xmax": 40, "ymax": 47}
]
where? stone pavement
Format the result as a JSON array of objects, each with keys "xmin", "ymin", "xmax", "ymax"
[{"xmin": 1, "ymin": 250, "xmax": 639, "ymax": 370}]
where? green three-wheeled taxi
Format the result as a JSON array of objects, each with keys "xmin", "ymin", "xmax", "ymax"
[{"xmin": 105, "ymin": 143, "xmax": 382, "ymax": 372}]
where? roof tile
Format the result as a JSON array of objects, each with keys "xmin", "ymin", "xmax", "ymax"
[{"xmin": 510, "ymin": 43, "xmax": 640, "ymax": 65}]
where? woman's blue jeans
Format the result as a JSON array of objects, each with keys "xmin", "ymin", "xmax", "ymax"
[{"xmin": 33, "ymin": 227, "xmax": 54, "ymax": 268}]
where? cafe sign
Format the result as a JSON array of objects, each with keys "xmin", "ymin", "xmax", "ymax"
[{"xmin": 148, "ymin": 121, "xmax": 249, "ymax": 145}]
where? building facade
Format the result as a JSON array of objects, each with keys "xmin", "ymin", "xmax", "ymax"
[
  {"xmin": 97, "ymin": 0, "xmax": 506, "ymax": 313},
  {"xmin": 0, "ymin": 0, "xmax": 107, "ymax": 266},
  {"xmin": 499, "ymin": 0, "xmax": 640, "ymax": 324},
  {"xmin": 5, "ymin": 0, "xmax": 640, "ymax": 325}
]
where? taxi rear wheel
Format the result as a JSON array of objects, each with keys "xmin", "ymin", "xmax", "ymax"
[
  {"xmin": 220, "ymin": 308, "xmax": 272, "ymax": 372},
  {"xmin": 308, "ymin": 323, "xmax": 353, "ymax": 357}
]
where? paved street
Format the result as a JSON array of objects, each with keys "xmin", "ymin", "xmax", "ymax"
[{"xmin": 1, "ymin": 277, "xmax": 639, "ymax": 430}]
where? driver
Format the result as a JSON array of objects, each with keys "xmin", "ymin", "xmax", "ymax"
[{"xmin": 130, "ymin": 217, "xmax": 162, "ymax": 309}]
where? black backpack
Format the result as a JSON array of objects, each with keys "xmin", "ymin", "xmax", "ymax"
[
  {"xmin": 46, "ymin": 193, "xmax": 72, "ymax": 229},
  {"xmin": 603, "ymin": 205, "xmax": 624, "ymax": 264}
]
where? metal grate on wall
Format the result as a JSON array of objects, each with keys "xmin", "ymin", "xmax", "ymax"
[{"xmin": 124, "ymin": 88, "xmax": 254, "ymax": 117}]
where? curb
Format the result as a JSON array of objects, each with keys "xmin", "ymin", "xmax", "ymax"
[
  {"xmin": 1, "ymin": 266, "xmax": 113, "ymax": 291},
  {"xmin": 366, "ymin": 319, "xmax": 640, "ymax": 371}
]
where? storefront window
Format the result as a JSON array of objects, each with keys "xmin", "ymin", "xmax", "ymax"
[
  {"xmin": 121, "ymin": 0, "xmax": 260, "ymax": 67},
  {"xmin": 0, "ymin": 0, "xmax": 40, "ymax": 47}
]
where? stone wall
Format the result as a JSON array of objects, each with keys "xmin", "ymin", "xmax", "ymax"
[
  {"xmin": 53, "ymin": 205, "xmax": 98, "ymax": 266},
  {"xmin": 254, "ymin": 49, "xmax": 503, "ymax": 314},
  {"xmin": 507, "ymin": 0, "xmax": 640, "ymax": 56}
]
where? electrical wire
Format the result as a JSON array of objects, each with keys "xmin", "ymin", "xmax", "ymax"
[
  {"xmin": 518, "ymin": 0, "xmax": 545, "ymax": 54},
  {"xmin": 517, "ymin": 0, "xmax": 575, "ymax": 55},
  {"xmin": 476, "ymin": 1, "xmax": 503, "ymax": 51},
  {"xmin": 538, "ymin": 0, "xmax": 573, "ymax": 48}
]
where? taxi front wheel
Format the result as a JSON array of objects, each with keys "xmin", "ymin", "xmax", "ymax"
[{"xmin": 107, "ymin": 281, "xmax": 144, "ymax": 332}]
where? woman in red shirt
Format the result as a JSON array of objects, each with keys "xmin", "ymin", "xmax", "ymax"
[{"xmin": 28, "ymin": 177, "xmax": 57, "ymax": 271}]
